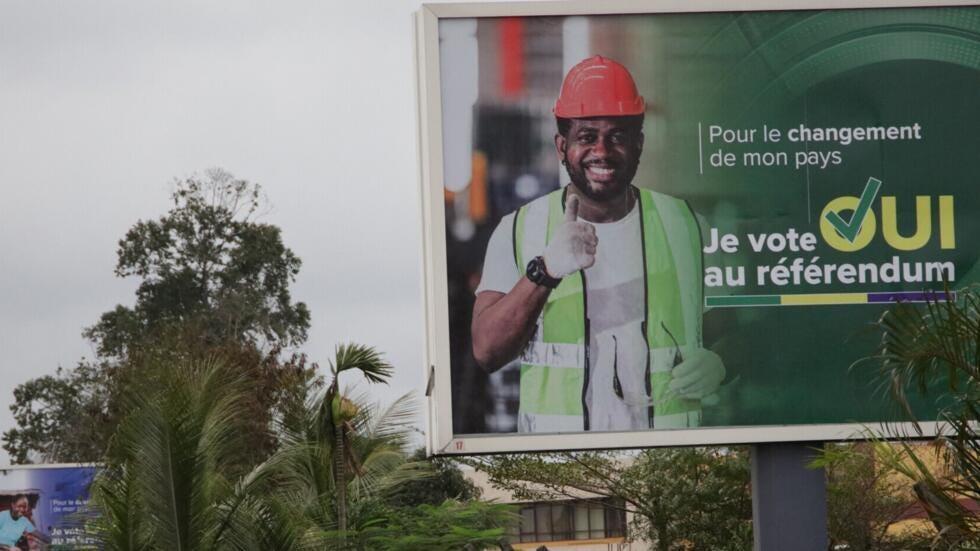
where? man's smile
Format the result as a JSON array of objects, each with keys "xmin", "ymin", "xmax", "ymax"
[{"xmin": 584, "ymin": 162, "xmax": 618, "ymax": 182}]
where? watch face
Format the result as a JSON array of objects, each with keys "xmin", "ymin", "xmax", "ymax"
[
  {"xmin": 527, "ymin": 258, "xmax": 542, "ymax": 282},
  {"xmin": 527, "ymin": 257, "xmax": 556, "ymax": 288}
]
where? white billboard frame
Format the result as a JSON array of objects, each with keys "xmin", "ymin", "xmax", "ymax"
[{"xmin": 416, "ymin": 0, "xmax": 977, "ymax": 456}]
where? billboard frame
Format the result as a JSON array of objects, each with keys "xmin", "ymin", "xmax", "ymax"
[{"xmin": 416, "ymin": 0, "xmax": 977, "ymax": 456}]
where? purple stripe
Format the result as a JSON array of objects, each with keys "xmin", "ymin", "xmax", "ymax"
[{"xmin": 867, "ymin": 291, "xmax": 955, "ymax": 303}]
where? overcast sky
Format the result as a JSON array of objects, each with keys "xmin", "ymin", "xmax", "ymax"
[{"xmin": 0, "ymin": 0, "xmax": 497, "ymax": 463}]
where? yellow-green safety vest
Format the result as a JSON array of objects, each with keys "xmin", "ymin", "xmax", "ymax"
[{"xmin": 512, "ymin": 186, "xmax": 704, "ymax": 433}]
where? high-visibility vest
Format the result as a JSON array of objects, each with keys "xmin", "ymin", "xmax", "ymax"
[{"xmin": 512, "ymin": 186, "xmax": 704, "ymax": 433}]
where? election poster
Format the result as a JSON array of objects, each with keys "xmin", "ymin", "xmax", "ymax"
[
  {"xmin": 416, "ymin": 1, "xmax": 980, "ymax": 453},
  {"xmin": 0, "ymin": 465, "xmax": 98, "ymax": 550}
]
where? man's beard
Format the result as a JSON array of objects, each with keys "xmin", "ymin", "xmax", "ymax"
[{"xmin": 565, "ymin": 162, "xmax": 637, "ymax": 203}]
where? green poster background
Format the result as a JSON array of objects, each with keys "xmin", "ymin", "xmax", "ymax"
[{"xmin": 651, "ymin": 7, "xmax": 980, "ymax": 426}]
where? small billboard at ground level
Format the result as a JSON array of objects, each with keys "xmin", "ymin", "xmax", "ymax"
[{"xmin": 0, "ymin": 464, "xmax": 98, "ymax": 550}]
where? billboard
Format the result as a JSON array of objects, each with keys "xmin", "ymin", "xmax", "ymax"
[
  {"xmin": 416, "ymin": 0, "xmax": 980, "ymax": 454},
  {"xmin": 0, "ymin": 465, "xmax": 98, "ymax": 550}
]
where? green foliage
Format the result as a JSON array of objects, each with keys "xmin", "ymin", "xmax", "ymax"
[
  {"xmin": 362, "ymin": 500, "xmax": 514, "ymax": 551},
  {"xmin": 860, "ymin": 285, "xmax": 980, "ymax": 548},
  {"xmin": 329, "ymin": 343, "xmax": 394, "ymax": 384},
  {"xmin": 866, "ymin": 286, "xmax": 979, "ymax": 424},
  {"xmin": 86, "ymin": 168, "xmax": 309, "ymax": 358},
  {"xmin": 318, "ymin": 343, "xmax": 397, "ymax": 534},
  {"xmin": 4, "ymin": 169, "xmax": 314, "ymax": 464},
  {"xmin": 387, "ymin": 448, "xmax": 481, "ymax": 508},
  {"xmin": 470, "ymin": 447, "xmax": 752, "ymax": 551},
  {"xmin": 628, "ymin": 448, "xmax": 751, "ymax": 551},
  {"xmin": 87, "ymin": 357, "xmax": 255, "ymax": 550},
  {"xmin": 85, "ymin": 345, "xmax": 513, "ymax": 550},
  {"xmin": 814, "ymin": 442, "xmax": 935, "ymax": 550},
  {"xmin": 3, "ymin": 361, "xmax": 111, "ymax": 464}
]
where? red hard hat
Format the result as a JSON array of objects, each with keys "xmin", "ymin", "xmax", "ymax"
[{"xmin": 553, "ymin": 55, "xmax": 645, "ymax": 118}]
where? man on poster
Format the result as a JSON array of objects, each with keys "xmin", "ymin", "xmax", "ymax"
[
  {"xmin": 472, "ymin": 56, "xmax": 725, "ymax": 433},
  {"xmin": 0, "ymin": 495, "xmax": 36, "ymax": 550}
]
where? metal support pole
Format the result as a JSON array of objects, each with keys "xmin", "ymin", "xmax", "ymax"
[{"xmin": 752, "ymin": 442, "xmax": 828, "ymax": 551}]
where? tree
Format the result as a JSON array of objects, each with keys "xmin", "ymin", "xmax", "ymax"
[
  {"xmin": 87, "ymin": 356, "xmax": 257, "ymax": 550},
  {"xmin": 87, "ymin": 344, "xmax": 515, "ymax": 550},
  {"xmin": 858, "ymin": 286, "xmax": 980, "ymax": 547},
  {"xmin": 362, "ymin": 500, "xmax": 514, "ymax": 550},
  {"xmin": 471, "ymin": 447, "xmax": 752, "ymax": 550},
  {"xmin": 815, "ymin": 442, "xmax": 936, "ymax": 550},
  {"xmin": 4, "ymin": 360, "xmax": 110, "ymax": 464},
  {"xmin": 322, "ymin": 344, "xmax": 395, "ymax": 534},
  {"xmin": 85, "ymin": 168, "xmax": 309, "ymax": 359},
  {"xmin": 4, "ymin": 169, "xmax": 313, "ymax": 464},
  {"xmin": 255, "ymin": 343, "xmax": 515, "ymax": 549},
  {"xmin": 387, "ymin": 448, "xmax": 481, "ymax": 508}
]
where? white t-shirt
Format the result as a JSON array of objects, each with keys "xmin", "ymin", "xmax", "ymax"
[{"xmin": 476, "ymin": 202, "xmax": 651, "ymax": 431}]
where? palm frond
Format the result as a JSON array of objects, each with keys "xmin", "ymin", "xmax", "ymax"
[
  {"xmin": 87, "ymin": 464, "xmax": 152, "ymax": 551},
  {"xmin": 864, "ymin": 285, "xmax": 980, "ymax": 423},
  {"xmin": 861, "ymin": 285, "xmax": 980, "ymax": 545},
  {"xmin": 89, "ymin": 343, "xmax": 496, "ymax": 549},
  {"xmin": 90, "ymin": 356, "xmax": 259, "ymax": 550},
  {"xmin": 329, "ymin": 343, "xmax": 393, "ymax": 384},
  {"xmin": 362, "ymin": 392, "xmax": 419, "ymax": 445}
]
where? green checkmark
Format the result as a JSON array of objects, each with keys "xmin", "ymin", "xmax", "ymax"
[{"xmin": 824, "ymin": 177, "xmax": 882, "ymax": 243}]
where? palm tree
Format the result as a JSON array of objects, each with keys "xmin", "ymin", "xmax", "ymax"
[
  {"xmin": 323, "ymin": 344, "xmax": 394, "ymax": 534},
  {"xmin": 864, "ymin": 285, "xmax": 980, "ymax": 545},
  {"xmin": 87, "ymin": 357, "xmax": 256, "ymax": 550},
  {"xmin": 86, "ymin": 342, "xmax": 514, "ymax": 549},
  {"xmin": 260, "ymin": 343, "xmax": 423, "ymax": 542}
]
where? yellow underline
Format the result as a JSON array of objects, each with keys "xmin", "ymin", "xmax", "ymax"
[{"xmin": 780, "ymin": 292, "xmax": 867, "ymax": 305}]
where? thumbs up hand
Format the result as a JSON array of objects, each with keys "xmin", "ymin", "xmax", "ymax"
[{"xmin": 542, "ymin": 194, "xmax": 598, "ymax": 278}]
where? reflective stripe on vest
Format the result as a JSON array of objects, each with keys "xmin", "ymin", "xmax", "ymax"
[{"xmin": 513, "ymin": 186, "xmax": 704, "ymax": 432}]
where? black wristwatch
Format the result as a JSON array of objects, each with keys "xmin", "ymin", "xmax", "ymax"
[{"xmin": 526, "ymin": 256, "xmax": 562, "ymax": 289}]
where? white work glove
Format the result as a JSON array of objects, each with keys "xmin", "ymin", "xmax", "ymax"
[
  {"xmin": 668, "ymin": 348, "xmax": 725, "ymax": 406},
  {"xmin": 542, "ymin": 195, "xmax": 597, "ymax": 278}
]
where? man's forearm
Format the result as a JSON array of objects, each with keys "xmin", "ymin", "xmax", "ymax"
[{"xmin": 471, "ymin": 278, "xmax": 552, "ymax": 372}]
